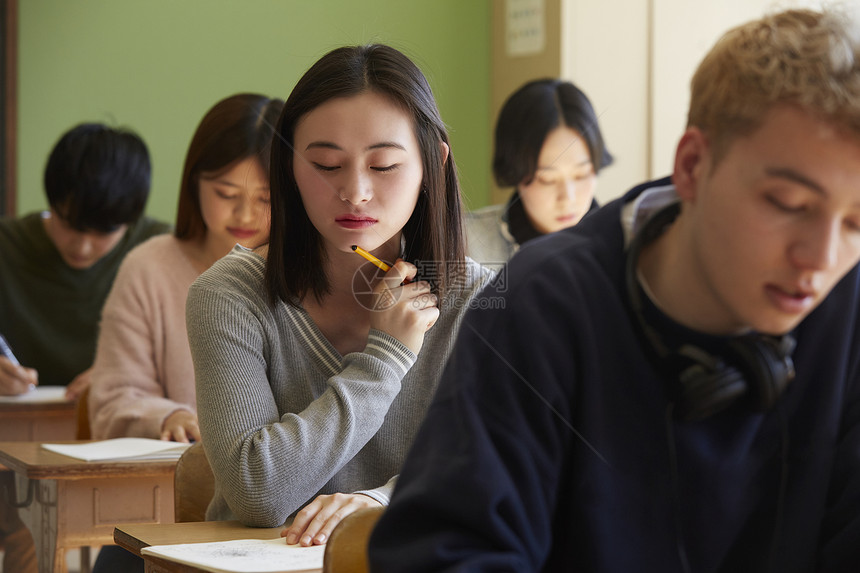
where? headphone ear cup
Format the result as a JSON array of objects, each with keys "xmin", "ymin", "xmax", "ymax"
[
  {"xmin": 725, "ymin": 336, "xmax": 794, "ymax": 411},
  {"xmin": 622, "ymin": 200, "xmax": 797, "ymax": 420},
  {"xmin": 673, "ymin": 345, "xmax": 748, "ymax": 421}
]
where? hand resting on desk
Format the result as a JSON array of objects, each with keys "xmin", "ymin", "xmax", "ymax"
[
  {"xmin": 281, "ymin": 492, "xmax": 382, "ymax": 546},
  {"xmin": 161, "ymin": 409, "xmax": 201, "ymax": 443},
  {"xmin": 0, "ymin": 356, "xmax": 39, "ymax": 396}
]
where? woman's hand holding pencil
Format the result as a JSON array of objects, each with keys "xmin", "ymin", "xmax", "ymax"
[{"xmin": 352, "ymin": 247, "xmax": 438, "ymax": 354}]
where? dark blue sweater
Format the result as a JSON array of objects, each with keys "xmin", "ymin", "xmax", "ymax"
[{"xmin": 369, "ymin": 180, "xmax": 860, "ymax": 572}]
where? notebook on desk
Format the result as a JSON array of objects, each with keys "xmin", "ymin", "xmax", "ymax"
[
  {"xmin": 0, "ymin": 385, "xmax": 68, "ymax": 403},
  {"xmin": 42, "ymin": 437, "xmax": 192, "ymax": 461},
  {"xmin": 141, "ymin": 538, "xmax": 325, "ymax": 573}
]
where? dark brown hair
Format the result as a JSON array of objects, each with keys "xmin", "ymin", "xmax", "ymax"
[
  {"xmin": 266, "ymin": 44, "xmax": 465, "ymax": 305},
  {"xmin": 175, "ymin": 93, "xmax": 284, "ymax": 240}
]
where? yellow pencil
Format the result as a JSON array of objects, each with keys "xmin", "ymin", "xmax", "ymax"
[{"xmin": 351, "ymin": 245, "xmax": 391, "ymax": 272}]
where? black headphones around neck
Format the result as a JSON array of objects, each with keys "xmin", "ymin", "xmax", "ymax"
[{"xmin": 625, "ymin": 201, "xmax": 796, "ymax": 422}]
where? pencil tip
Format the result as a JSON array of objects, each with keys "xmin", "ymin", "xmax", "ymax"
[{"xmin": 350, "ymin": 245, "xmax": 358, "ymax": 251}]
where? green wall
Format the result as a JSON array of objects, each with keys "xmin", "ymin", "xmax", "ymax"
[{"xmin": 17, "ymin": 0, "xmax": 492, "ymax": 223}]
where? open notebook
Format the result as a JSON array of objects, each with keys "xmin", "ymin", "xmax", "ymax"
[
  {"xmin": 141, "ymin": 538, "xmax": 325, "ymax": 573},
  {"xmin": 42, "ymin": 437, "xmax": 192, "ymax": 461}
]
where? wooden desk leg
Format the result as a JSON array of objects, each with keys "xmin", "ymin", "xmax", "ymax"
[
  {"xmin": 80, "ymin": 545, "xmax": 92, "ymax": 573},
  {"xmin": 10, "ymin": 472, "xmax": 173, "ymax": 573},
  {"xmin": 14, "ymin": 474, "xmax": 63, "ymax": 573}
]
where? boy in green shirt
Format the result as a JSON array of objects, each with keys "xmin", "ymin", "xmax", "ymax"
[
  {"xmin": 0, "ymin": 122, "xmax": 169, "ymax": 398},
  {"xmin": 0, "ymin": 123, "xmax": 168, "ymax": 573}
]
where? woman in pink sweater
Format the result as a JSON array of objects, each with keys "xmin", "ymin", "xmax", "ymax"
[{"xmin": 88, "ymin": 93, "xmax": 284, "ymax": 441}]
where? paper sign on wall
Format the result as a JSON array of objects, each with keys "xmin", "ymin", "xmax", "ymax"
[{"xmin": 506, "ymin": 0, "xmax": 545, "ymax": 57}]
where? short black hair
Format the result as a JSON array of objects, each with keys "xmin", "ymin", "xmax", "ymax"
[
  {"xmin": 43, "ymin": 123, "xmax": 151, "ymax": 232},
  {"xmin": 493, "ymin": 79, "xmax": 613, "ymax": 188}
]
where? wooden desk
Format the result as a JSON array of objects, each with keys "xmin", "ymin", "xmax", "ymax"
[
  {"xmin": 0, "ymin": 387, "xmax": 77, "ymax": 441},
  {"xmin": 0, "ymin": 441, "xmax": 177, "ymax": 573},
  {"xmin": 114, "ymin": 520, "xmax": 323, "ymax": 573}
]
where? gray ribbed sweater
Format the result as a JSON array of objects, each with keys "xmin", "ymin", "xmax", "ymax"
[{"xmin": 186, "ymin": 245, "xmax": 494, "ymax": 527}]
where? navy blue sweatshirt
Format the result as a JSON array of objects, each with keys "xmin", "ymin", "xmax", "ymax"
[{"xmin": 369, "ymin": 179, "xmax": 860, "ymax": 572}]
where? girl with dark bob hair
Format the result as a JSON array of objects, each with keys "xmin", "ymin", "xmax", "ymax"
[
  {"xmin": 186, "ymin": 44, "xmax": 493, "ymax": 547},
  {"xmin": 466, "ymin": 78, "xmax": 613, "ymax": 265}
]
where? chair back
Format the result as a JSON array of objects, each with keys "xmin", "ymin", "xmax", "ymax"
[
  {"xmin": 322, "ymin": 506, "xmax": 384, "ymax": 573},
  {"xmin": 173, "ymin": 441, "xmax": 215, "ymax": 522},
  {"xmin": 76, "ymin": 386, "xmax": 91, "ymax": 439}
]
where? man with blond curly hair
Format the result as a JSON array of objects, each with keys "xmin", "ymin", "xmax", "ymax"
[{"xmin": 370, "ymin": 7, "xmax": 860, "ymax": 572}]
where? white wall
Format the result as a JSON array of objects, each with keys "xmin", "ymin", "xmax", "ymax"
[
  {"xmin": 561, "ymin": 0, "xmax": 650, "ymax": 203},
  {"xmin": 650, "ymin": 0, "xmax": 821, "ymax": 177},
  {"xmin": 560, "ymin": 0, "xmax": 825, "ymax": 203}
]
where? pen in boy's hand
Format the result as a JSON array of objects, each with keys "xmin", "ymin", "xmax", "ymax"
[{"xmin": 0, "ymin": 333, "xmax": 20, "ymax": 367}]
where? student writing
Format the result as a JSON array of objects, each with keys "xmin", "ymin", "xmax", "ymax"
[
  {"xmin": 0, "ymin": 123, "xmax": 169, "ymax": 398},
  {"xmin": 0, "ymin": 122, "xmax": 169, "ymax": 573}
]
